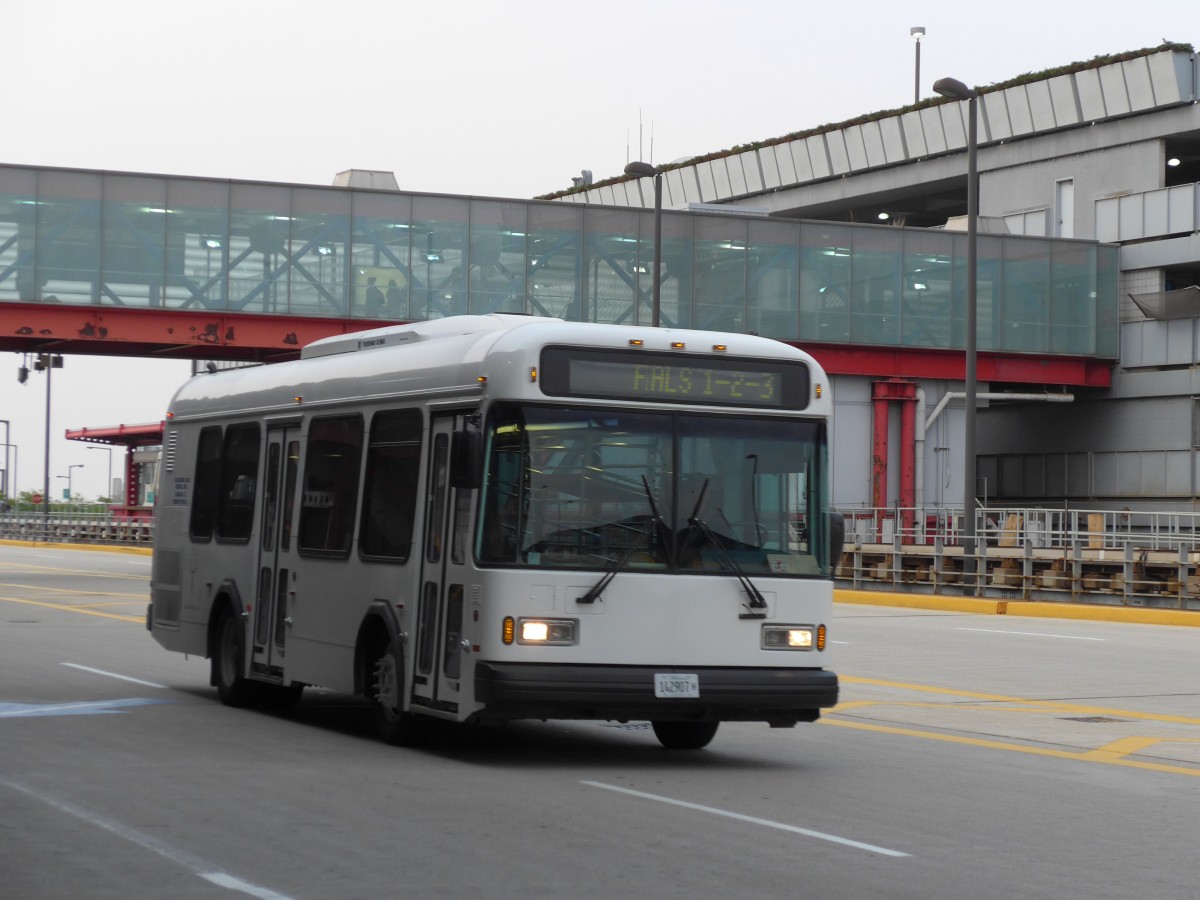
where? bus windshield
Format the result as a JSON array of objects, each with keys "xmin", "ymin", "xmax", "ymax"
[{"xmin": 477, "ymin": 404, "xmax": 831, "ymax": 577}]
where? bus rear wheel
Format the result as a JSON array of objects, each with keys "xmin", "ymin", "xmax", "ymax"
[
  {"xmin": 370, "ymin": 642, "xmax": 425, "ymax": 746},
  {"xmin": 213, "ymin": 609, "xmax": 254, "ymax": 707},
  {"xmin": 651, "ymin": 720, "xmax": 719, "ymax": 750}
]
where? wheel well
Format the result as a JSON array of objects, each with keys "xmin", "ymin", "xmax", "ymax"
[
  {"xmin": 207, "ymin": 595, "xmax": 234, "ymax": 660},
  {"xmin": 205, "ymin": 581, "xmax": 245, "ymax": 662},
  {"xmin": 205, "ymin": 595, "xmax": 237, "ymax": 687},
  {"xmin": 354, "ymin": 614, "xmax": 393, "ymax": 697}
]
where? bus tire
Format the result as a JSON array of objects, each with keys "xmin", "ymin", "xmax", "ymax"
[
  {"xmin": 213, "ymin": 608, "xmax": 255, "ymax": 707},
  {"xmin": 370, "ymin": 639, "xmax": 425, "ymax": 746},
  {"xmin": 651, "ymin": 720, "xmax": 719, "ymax": 750}
]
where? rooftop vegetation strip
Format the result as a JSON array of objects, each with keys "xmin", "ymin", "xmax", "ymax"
[{"xmin": 539, "ymin": 42, "xmax": 1196, "ymax": 201}]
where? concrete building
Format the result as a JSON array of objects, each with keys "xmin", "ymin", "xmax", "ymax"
[{"xmin": 556, "ymin": 43, "xmax": 1200, "ymax": 515}]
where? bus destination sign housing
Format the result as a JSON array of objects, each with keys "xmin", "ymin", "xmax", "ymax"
[{"xmin": 540, "ymin": 347, "xmax": 810, "ymax": 409}]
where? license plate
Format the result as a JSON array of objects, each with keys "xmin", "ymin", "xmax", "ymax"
[{"xmin": 654, "ymin": 673, "xmax": 700, "ymax": 698}]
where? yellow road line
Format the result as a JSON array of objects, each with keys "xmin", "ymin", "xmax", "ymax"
[
  {"xmin": 841, "ymin": 674, "xmax": 1200, "ymax": 726},
  {"xmin": 0, "ymin": 566, "xmax": 142, "ymax": 580},
  {"xmin": 0, "ymin": 583, "xmax": 146, "ymax": 600},
  {"xmin": 0, "ymin": 595, "xmax": 142, "ymax": 623},
  {"xmin": 822, "ymin": 718, "xmax": 1200, "ymax": 777},
  {"xmin": 1082, "ymin": 736, "xmax": 1170, "ymax": 761}
]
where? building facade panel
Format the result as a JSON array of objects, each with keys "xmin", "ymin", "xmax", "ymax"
[
  {"xmin": 1123, "ymin": 55, "xmax": 1157, "ymax": 110},
  {"xmin": 1047, "ymin": 74, "xmax": 1083, "ymax": 127},
  {"xmin": 1098, "ymin": 63, "xmax": 1132, "ymax": 116},
  {"xmin": 878, "ymin": 115, "xmax": 908, "ymax": 164},
  {"xmin": 1075, "ymin": 67, "xmax": 1108, "ymax": 120},
  {"xmin": 1026, "ymin": 79, "xmax": 1057, "ymax": 132},
  {"xmin": 755, "ymin": 148, "xmax": 779, "ymax": 192}
]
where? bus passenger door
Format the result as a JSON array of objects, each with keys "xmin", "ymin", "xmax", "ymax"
[
  {"xmin": 411, "ymin": 413, "xmax": 474, "ymax": 713},
  {"xmin": 252, "ymin": 425, "xmax": 301, "ymax": 680}
]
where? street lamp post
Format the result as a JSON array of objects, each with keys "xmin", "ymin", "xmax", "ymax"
[
  {"xmin": 0, "ymin": 418, "xmax": 9, "ymax": 502},
  {"xmin": 933, "ymin": 75, "xmax": 979, "ymax": 596},
  {"xmin": 910, "ymin": 28, "xmax": 926, "ymax": 105},
  {"xmin": 0, "ymin": 443, "xmax": 15, "ymax": 510},
  {"xmin": 87, "ymin": 445, "xmax": 114, "ymax": 502},
  {"xmin": 624, "ymin": 161, "xmax": 664, "ymax": 327},
  {"xmin": 60, "ymin": 463, "xmax": 84, "ymax": 503}
]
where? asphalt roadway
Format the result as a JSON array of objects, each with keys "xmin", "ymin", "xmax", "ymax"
[{"xmin": 2, "ymin": 541, "xmax": 1198, "ymax": 900}]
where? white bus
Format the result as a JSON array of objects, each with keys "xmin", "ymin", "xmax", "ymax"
[{"xmin": 148, "ymin": 314, "xmax": 842, "ymax": 749}]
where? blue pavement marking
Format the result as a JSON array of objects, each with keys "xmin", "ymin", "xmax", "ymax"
[{"xmin": 0, "ymin": 698, "xmax": 171, "ymax": 718}]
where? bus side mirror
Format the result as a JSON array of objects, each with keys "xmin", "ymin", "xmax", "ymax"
[
  {"xmin": 829, "ymin": 512, "xmax": 845, "ymax": 572},
  {"xmin": 450, "ymin": 431, "xmax": 482, "ymax": 490}
]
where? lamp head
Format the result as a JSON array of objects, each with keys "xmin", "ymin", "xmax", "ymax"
[
  {"xmin": 933, "ymin": 77, "xmax": 975, "ymax": 101},
  {"xmin": 624, "ymin": 161, "xmax": 658, "ymax": 178}
]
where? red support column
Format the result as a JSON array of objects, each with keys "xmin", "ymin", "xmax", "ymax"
[
  {"xmin": 872, "ymin": 379, "xmax": 919, "ymax": 538},
  {"xmin": 124, "ymin": 449, "xmax": 140, "ymax": 507},
  {"xmin": 899, "ymin": 391, "xmax": 916, "ymax": 534},
  {"xmin": 872, "ymin": 389, "xmax": 889, "ymax": 516}
]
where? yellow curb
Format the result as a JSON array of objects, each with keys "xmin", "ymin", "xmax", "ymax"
[
  {"xmin": 1003, "ymin": 600, "xmax": 1200, "ymax": 627},
  {"xmin": 0, "ymin": 539, "xmax": 153, "ymax": 556},
  {"xmin": 835, "ymin": 588, "xmax": 1200, "ymax": 627},
  {"xmin": 835, "ymin": 588, "xmax": 1005, "ymax": 615}
]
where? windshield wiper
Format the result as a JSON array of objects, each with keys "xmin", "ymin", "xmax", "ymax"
[
  {"xmin": 684, "ymin": 478, "xmax": 769, "ymax": 618},
  {"xmin": 577, "ymin": 543, "xmax": 637, "ymax": 604},
  {"xmin": 577, "ymin": 476, "xmax": 669, "ymax": 604}
]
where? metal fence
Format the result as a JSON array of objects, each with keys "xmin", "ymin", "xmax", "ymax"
[
  {"xmin": 838, "ymin": 505, "xmax": 1200, "ymax": 553},
  {"xmin": 0, "ymin": 512, "xmax": 153, "ymax": 545},
  {"xmin": 836, "ymin": 505, "xmax": 1200, "ymax": 608}
]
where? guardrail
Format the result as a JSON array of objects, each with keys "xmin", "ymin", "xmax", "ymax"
[
  {"xmin": 836, "ymin": 505, "xmax": 1200, "ymax": 609},
  {"xmin": 0, "ymin": 512, "xmax": 153, "ymax": 545},
  {"xmin": 838, "ymin": 505, "xmax": 1200, "ymax": 551}
]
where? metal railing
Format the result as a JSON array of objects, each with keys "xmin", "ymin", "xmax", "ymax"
[
  {"xmin": 835, "ymin": 505, "xmax": 1200, "ymax": 609},
  {"xmin": 0, "ymin": 512, "xmax": 153, "ymax": 545},
  {"xmin": 837, "ymin": 505, "xmax": 1200, "ymax": 552}
]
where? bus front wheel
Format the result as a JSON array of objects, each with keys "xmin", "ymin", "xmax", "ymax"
[
  {"xmin": 651, "ymin": 720, "xmax": 719, "ymax": 750},
  {"xmin": 213, "ymin": 609, "xmax": 254, "ymax": 707},
  {"xmin": 370, "ymin": 641, "xmax": 425, "ymax": 746}
]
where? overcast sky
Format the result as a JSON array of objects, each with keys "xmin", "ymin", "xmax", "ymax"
[{"xmin": 2, "ymin": 0, "xmax": 1194, "ymax": 499}]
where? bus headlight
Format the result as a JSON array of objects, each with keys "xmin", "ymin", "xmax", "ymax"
[
  {"xmin": 518, "ymin": 618, "xmax": 578, "ymax": 646},
  {"xmin": 762, "ymin": 625, "xmax": 814, "ymax": 650}
]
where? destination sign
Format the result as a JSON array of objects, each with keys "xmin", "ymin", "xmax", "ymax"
[{"xmin": 540, "ymin": 347, "xmax": 809, "ymax": 409}]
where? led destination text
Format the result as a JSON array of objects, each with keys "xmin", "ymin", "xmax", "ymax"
[
  {"xmin": 630, "ymin": 364, "xmax": 777, "ymax": 403},
  {"xmin": 540, "ymin": 346, "xmax": 810, "ymax": 410}
]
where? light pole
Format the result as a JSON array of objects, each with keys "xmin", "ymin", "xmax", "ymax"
[
  {"xmin": 910, "ymin": 28, "xmax": 926, "ymax": 105},
  {"xmin": 934, "ymin": 76, "xmax": 979, "ymax": 595},
  {"xmin": 0, "ymin": 443, "xmax": 15, "ymax": 510},
  {"xmin": 59, "ymin": 463, "xmax": 84, "ymax": 503},
  {"xmin": 26, "ymin": 353, "xmax": 63, "ymax": 517},
  {"xmin": 87, "ymin": 445, "xmax": 114, "ymax": 501},
  {"xmin": 624, "ymin": 160, "xmax": 664, "ymax": 327},
  {"xmin": 0, "ymin": 418, "xmax": 9, "ymax": 502}
]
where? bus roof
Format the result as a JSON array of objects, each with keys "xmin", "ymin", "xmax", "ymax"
[{"xmin": 166, "ymin": 315, "xmax": 828, "ymax": 422}]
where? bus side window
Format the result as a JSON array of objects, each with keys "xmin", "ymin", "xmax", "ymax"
[
  {"xmin": 216, "ymin": 423, "xmax": 260, "ymax": 542},
  {"xmin": 298, "ymin": 415, "xmax": 364, "ymax": 557},
  {"xmin": 190, "ymin": 426, "xmax": 223, "ymax": 541},
  {"xmin": 359, "ymin": 409, "xmax": 422, "ymax": 561}
]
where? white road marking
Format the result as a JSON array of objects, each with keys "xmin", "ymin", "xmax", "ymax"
[
  {"xmin": 0, "ymin": 776, "xmax": 295, "ymax": 899},
  {"xmin": 0, "ymin": 698, "xmax": 166, "ymax": 718},
  {"xmin": 62, "ymin": 662, "xmax": 167, "ymax": 688},
  {"xmin": 581, "ymin": 780, "xmax": 909, "ymax": 857},
  {"xmin": 954, "ymin": 627, "xmax": 1106, "ymax": 641}
]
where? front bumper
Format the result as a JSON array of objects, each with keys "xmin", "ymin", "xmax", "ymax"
[{"xmin": 474, "ymin": 662, "xmax": 838, "ymax": 726}]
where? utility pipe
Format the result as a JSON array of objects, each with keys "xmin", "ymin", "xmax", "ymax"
[{"xmin": 916, "ymin": 391, "xmax": 1074, "ymax": 515}]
